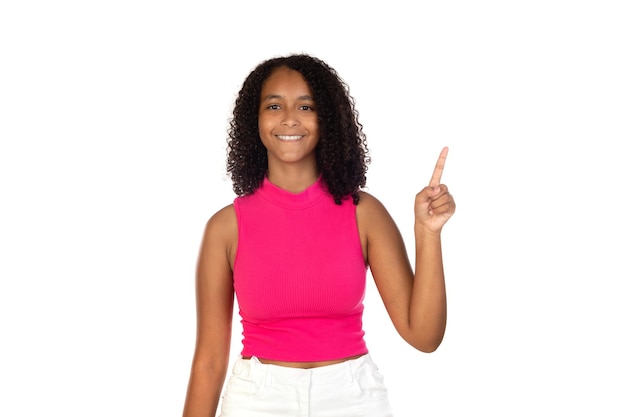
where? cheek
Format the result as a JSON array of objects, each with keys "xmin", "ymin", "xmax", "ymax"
[
  {"xmin": 310, "ymin": 123, "xmax": 320, "ymax": 141},
  {"xmin": 307, "ymin": 117, "xmax": 320, "ymax": 134},
  {"xmin": 257, "ymin": 117, "xmax": 272, "ymax": 135}
]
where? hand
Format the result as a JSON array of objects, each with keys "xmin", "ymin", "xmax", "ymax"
[{"xmin": 414, "ymin": 147, "xmax": 456, "ymax": 234}]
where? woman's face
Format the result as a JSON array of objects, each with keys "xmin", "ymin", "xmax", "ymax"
[{"xmin": 257, "ymin": 66, "xmax": 320, "ymax": 169}]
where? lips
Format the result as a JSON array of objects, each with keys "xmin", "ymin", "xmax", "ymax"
[{"xmin": 276, "ymin": 135, "xmax": 304, "ymax": 141}]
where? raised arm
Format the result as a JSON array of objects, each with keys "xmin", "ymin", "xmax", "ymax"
[
  {"xmin": 358, "ymin": 147, "xmax": 456, "ymax": 352},
  {"xmin": 182, "ymin": 205, "xmax": 237, "ymax": 417}
]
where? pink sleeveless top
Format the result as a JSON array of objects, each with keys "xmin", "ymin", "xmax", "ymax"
[{"xmin": 233, "ymin": 176, "xmax": 368, "ymax": 362}]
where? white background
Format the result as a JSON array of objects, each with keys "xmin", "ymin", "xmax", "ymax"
[{"xmin": 1, "ymin": 1, "xmax": 625, "ymax": 416}]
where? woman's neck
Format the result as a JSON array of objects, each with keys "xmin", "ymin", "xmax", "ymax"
[{"xmin": 266, "ymin": 164, "xmax": 320, "ymax": 194}]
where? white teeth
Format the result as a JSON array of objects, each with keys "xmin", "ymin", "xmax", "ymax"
[{"xmin": 277, "ymin": 135, "xmax": 303, "ymax": 141}]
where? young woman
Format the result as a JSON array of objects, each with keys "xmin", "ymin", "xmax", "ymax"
[{"xmin": 182, "ymin": 54, "xmax": 456, "ymax": 417}]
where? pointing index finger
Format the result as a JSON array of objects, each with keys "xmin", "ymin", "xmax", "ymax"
[{"xmin": 429, "ymin": 147, "xmax": 449, "ymax": 187}]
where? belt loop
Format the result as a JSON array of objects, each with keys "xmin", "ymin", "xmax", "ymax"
[
  {"xmin": 265, "ymin": 367, "xmax": 273, "ymax": 390},
  {"xmin": 250, "ymin": 356, "xmax": 264, "ymax": 390},
  {"xmin": 347, "ymin": 357, "xmax": 355, "ymax": 384},
  {"xmin": 265, "ymin": 366, "xmax": 273, "ymax": 390}
]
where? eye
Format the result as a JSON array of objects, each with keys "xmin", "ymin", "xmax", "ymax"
[
  {"xmin": 266, "ymin": 104, "xmax": 281, "ymax": 110},
  {"xmin": 300, "ymin": 105, "xmax": 315, "ymax": 111}
]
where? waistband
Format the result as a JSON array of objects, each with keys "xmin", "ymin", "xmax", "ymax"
[{"xmin": 231, "ymin": 354, "xmax": 376, "ymax": 388}]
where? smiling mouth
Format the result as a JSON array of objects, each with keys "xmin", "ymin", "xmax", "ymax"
[{"xmin": 276, "ymin": 135, "xmax": 304, "ymax": 141}]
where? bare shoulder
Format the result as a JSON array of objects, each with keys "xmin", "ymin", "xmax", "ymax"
[
  {"xmin": 202, "ymin": 204, "xmax": 238, "ymax": 266},
  {"xmin": 356, "ymin": 191, "xmax": 394, "ymax": 223},
  {"xmin": 356, "ymin": 191, "xmax": 398, "ymax": 248},
  {"xmin": 355, "ymin": 191, "xmax": 406, "ymax": 268},
  {"xmin": 206, "ymin": 203, "xmax": 237, "ymax": 233},
  {"xmin": 357, "ymin": 190, "xmax": 405, "ymax": 240}
]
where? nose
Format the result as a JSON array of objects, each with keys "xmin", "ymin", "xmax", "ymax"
[{"xmin": 281, "ymin": 108, "xmax": 299, "ymax": 127}]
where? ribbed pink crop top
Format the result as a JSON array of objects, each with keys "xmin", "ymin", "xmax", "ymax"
[{"xmin": 233, "ymin": 176, "xmax": 368, "ymax": 362}]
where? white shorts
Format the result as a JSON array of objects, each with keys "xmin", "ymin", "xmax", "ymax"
[{"xmin": 219, "ymin": 354, "xmax": 394, "ymax": 417}]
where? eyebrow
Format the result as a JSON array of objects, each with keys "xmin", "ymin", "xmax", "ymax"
[{"xmin": 261, "ymin": 94, "xmax": 314, "ymax": 102}]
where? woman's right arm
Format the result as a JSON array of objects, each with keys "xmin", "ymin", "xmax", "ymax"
[{"xmin": 182, "ymin": 205, "xmax": 238, "ymax": 417}]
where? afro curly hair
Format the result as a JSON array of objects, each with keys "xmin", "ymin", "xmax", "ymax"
[{"xmin": 226, "ymin": 54, "xmax": 370, "ymax": 205}]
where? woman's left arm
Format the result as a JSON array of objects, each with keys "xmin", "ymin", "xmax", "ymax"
[{"xmin": 358, "ymin": 147, "xmax": 456, "ymax": 353}]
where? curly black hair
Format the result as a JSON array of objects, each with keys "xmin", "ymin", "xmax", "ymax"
[{"xmin": 226, "ymin": 54, "xmax": 370, "ymax": 205}]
